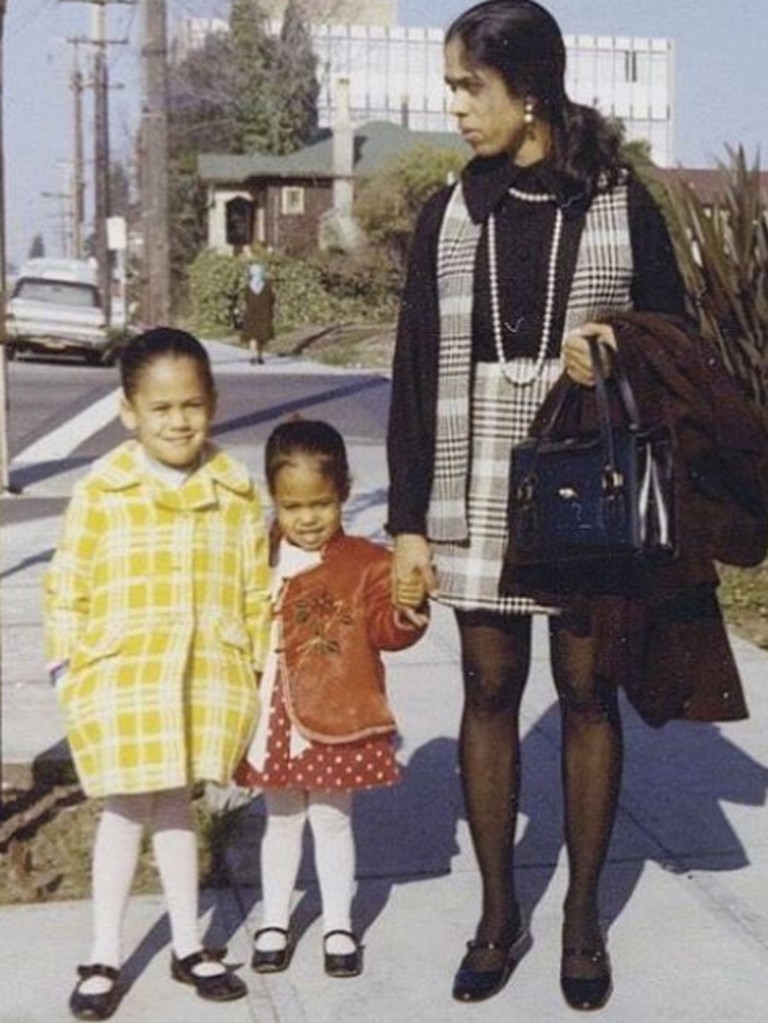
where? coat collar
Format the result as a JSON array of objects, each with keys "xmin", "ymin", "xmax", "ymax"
[
  {"xmin": 91, "ymin": 440, "xmax": 252, "ymax": 503},
  {"xmin": 461, "ymin": 155, "xmax": 591, "ymax": 223}
]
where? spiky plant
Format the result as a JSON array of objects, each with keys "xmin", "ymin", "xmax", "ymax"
[{"xmin": 656, "ymin": 147, "xmax": 768, "ymax": 425}]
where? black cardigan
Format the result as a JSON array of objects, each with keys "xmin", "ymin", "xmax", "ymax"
[{"xmin": 387, "ymin": 157, "xmax": 687, "ymax": 536}]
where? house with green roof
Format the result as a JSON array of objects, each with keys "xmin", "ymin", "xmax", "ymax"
[{"xmin": 196, "ymin": 118, "xmax": 466, "ymax": 257}]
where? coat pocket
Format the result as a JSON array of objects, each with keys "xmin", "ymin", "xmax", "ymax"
[
  {"xmin": 70, "ymin": 626, "xmax": 124, "ymax": 672},
  {"xmin": 215, "ymin": 617, "xmax": 251, "ymax": 653}
]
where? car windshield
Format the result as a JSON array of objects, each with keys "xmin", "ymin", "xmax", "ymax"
[{"xmin": 13, "ymin": 278, "xmax": 100, "ymax": 309}]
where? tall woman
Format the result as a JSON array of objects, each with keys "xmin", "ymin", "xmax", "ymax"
[{"xmin": 387, "ymin": 0, "xmax": 686, "ymax": 1010}]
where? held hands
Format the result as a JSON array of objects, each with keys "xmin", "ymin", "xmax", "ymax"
[
  {"xmin": 562, "ymin": 323, "xmax": 617, "ymax": 387},
  {"xmin": 392, "ymin": 533, "xmax": 435, "ymax": 629}
]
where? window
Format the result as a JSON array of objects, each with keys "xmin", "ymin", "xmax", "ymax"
[
  {"xmin": 624, "ymin": 50, "xmax": 639, "ymax": 83},
  {"xmin": 281, "ymin": 187, "xmax": 305, "ymax": 216}
]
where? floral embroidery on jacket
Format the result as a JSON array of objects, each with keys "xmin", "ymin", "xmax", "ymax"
[{"xmin": 293, "ymin": 589, "xmax": 353, "ymax": 660}]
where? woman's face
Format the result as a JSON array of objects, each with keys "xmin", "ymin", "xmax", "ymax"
[{"xmin": 444, "ymin": 36, "xmax": 543, "ymax": 164}]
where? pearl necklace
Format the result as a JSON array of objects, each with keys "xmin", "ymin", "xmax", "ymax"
[{"xmin": 488, "ymin": 186, "xmax": 564, "ymax": 386}]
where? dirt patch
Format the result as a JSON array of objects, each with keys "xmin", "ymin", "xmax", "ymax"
[{"xmin": 0, "ymin": 784, "xmax": 224, "ymax": 906}]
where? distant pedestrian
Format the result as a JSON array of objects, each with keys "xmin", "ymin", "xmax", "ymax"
[
  {"xmin": 45, "ymin": 327, "xmax": 271, "ymax": 1020},
  {"xmin": 240, "ymin": 262, "xmax": 275, "ymax": 365},
  {"xmin": 236, "ymin": 419, "xmax": 428, "ymax": 978}
]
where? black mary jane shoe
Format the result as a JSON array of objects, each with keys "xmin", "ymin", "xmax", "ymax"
[
  {"xmin": 560, "ymin": 946, "xmax": 613, "ymax": 1011},
  {"xmin": 323, "ymin": 929, "xmax": 363, "ymax": 978},
  {"xmin": 251, "ymin": 927, "xmax": 294, "ymax": 973},
  {"xmin": 171, "ymin": 947, "xmax": 247, "ymax": 1002},
  {"xmin": 69, "ymin": 964, "xmax": 123, "ymax": 1021},
  {"xmin": 452, "ymin": 923, "xmax": 532, "ymax": 1003}
]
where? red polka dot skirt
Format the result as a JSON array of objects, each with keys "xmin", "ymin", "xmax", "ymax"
[{"xmin": 235, "ymin": 670, "xmax": 401, "ymax": 792}]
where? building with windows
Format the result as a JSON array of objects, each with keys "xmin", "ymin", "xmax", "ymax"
[
  {"xmin": 311, "ymin": 26, "xmax": 674, "ymax": 166},
  {"xmin": 189, "ymin": 7, "xmax": 676, "ymax": 256},
  {"xmin": 176, "ymin": 11, "xmax": 675, "ymax": 166}
]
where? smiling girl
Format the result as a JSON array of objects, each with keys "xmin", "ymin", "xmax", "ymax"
[{"xmin": 45, "ymin": 328, "xmax": 271, "ymax": 1019}]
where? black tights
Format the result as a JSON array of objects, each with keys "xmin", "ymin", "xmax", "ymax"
[{"xmin": 456, "ymin": 609, "xmax": 622, "ymax": 961}]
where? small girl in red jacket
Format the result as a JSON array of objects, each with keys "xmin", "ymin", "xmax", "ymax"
[{"xmin": 236, "ymin": 418, "xmax": 427, "ymax": 978}]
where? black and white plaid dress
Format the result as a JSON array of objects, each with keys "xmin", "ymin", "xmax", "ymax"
[{"xmin": 428, "ymin": 178, "xmax": 634, "ymax": 614}]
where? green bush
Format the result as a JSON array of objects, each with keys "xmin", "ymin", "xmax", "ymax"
[{"xmin": 187, "ymin": 247, "xmax": 401, "ymax": 337}]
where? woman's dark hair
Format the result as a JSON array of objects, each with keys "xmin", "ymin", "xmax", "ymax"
[
  {"xmin": 265, "ymin": 419, "xmax": 351, "ymax": 500},
  {"xmin": 119, "ymin": 327, "xmax": 215, "ymax": 400},
  {"xmin": 446, "ymin": 0, "xmax": 623, "ymax": 195}
]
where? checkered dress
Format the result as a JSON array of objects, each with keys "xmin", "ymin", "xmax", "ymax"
[
  {"xmin": 429, "ymin": 182, "xmax": 633, "ymax": 614},
  {"xmin": 432, "ymin": 360, "xmax": 562, "ymax": 613}
]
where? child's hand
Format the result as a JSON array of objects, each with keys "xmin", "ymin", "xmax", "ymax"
[
  {"xmin": 396, "ymin": 605, "xmax": 430, "ymax": 629},
  {"xmin": 395, "ymin": 570, "xmax": 427, "ymax": 609},
  {"xmin": 392, "ymin": 534, "xmax": 436, "ymax": 610}
]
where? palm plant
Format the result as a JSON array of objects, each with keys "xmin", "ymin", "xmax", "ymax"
[{"xmin": 655, "ymin": 147, "xmax": 768, "ymax": 426}]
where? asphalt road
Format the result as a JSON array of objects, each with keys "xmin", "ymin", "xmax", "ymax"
[{"xmin": 3, "ymin": 342, "xmax": 392, "ymax": 498}]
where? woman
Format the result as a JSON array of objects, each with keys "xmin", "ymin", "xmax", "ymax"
[
  {"xmin": 241, "ymin": 262, "xmax": 275, "ymax": 365},
  {"xmin": 387, "ymin": 0, "xmax": 686, "ymax": 1010}
]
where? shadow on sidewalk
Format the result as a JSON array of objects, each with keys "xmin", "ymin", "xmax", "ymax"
[
  {"xmin": 112, "ymin": 698, "xmax": 767, "ymax": 988},
  {"xmin": 514, "ymin": 700, "xmax": 768, "ymax": 935}
]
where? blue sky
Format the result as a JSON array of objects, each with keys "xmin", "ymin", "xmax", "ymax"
[{"xmin": 3, "ymin": 0, "xmax": 766, "ymax": 267}]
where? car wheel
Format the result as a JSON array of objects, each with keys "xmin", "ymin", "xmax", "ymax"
[{"xmin": 84, "ymin": 350, "xmax": 103, "ymax": 366}]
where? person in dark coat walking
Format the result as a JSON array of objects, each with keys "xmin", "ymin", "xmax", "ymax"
[{"xmin": 241, "ymin": 263, "xmax": 275, "ymax": 365}]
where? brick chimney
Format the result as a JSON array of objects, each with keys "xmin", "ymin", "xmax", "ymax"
[{"xmin": 332, "ymin": 76, "xmax": 354, "ymax": 217}]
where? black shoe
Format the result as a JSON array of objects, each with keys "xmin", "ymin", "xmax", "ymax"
[
  {"xmin": 69, "ymin": 964, "xmax": 123, "ymax": 1021},
  {"xmin": 323, "ymin": 929, "xmax": 363, "ymax": 978},
  {"xmin": 251, "ymin": 927, "xmax": 293, "ymax": 973},
  {"xmin": 171, "ymin": 948, "xmax": 247, "ymax": 1002},
  {"xmin": 561, "ymin": 946, "xmax": 613, "ymax": 1011},
  {"xmin": 452, "ymin": 923, "xmax": 531, "ymax": 1003}
]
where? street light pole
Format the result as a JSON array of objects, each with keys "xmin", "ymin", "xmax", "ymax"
[{"xmin": 0, "ymin": 0, "xmax": 11, "ymax": 495}]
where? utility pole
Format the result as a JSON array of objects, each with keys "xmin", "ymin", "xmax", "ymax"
[
  {"xmin": 0, "ymin": 0, "xmax": 8, "ymax": 796},
  {"xmin": 62, "ymin": 0, "xmax": 133, "ymax": 317},
  {"xmin": 140, "ymin": 0, "xmax": 170, "ymax": 325},
  {"xmin": 0, "ymin": 0, "xmax": 11, "ymax": 496},
  {"xmin": 92, "ymin": 0, "xmax": 111, "ymax": 326},
  {"xmin": 70, "ymin": 44, "xmax": 86, "ymax": 259}
]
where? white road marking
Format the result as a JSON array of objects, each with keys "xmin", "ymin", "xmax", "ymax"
[{"xmin": 14, "ymin": 387, "xmax": 121, "ymax": 464}]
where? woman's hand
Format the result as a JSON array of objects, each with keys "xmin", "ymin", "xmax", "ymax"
[
  {"xmin": 392, "ymin": 533, "xmax": 436, "ymax": 614},
  {"xmin": 561, "ymin": 323, "xmax": 617, "ymax": 386}
]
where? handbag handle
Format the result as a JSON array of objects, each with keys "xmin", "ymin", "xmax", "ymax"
[{"xmin": 518, "ymin": 336, "xmax": 643, "ymax": 492}]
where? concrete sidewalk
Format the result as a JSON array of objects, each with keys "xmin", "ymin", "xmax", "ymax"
[{"xmin": 2, "ymin": 349, "xmax": 768, "ymax": 1022}]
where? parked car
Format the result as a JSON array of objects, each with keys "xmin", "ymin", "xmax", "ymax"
[{"xmin": 4, "ymin": 258, "xmax": 129, "ymax": 365}]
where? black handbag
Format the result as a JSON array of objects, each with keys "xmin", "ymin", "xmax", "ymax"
[{"xmin": 501, "ymin": 338, "xmax": 677, "ymax": 595}]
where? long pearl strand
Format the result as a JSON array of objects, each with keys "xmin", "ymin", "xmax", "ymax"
[{"xmin": 488, "ymin": 187, "xmax": 564, "ymax": 387}]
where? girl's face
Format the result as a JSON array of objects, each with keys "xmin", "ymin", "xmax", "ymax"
[
  {"xmin": 119, "ymin": 355, "xmax": 216, "ymax": 470},
  {"xmin": 444, "ymin": 36, "xmax": 545, "ymax": 164},
  {"xmin": 273, "ymin": 455, "xmax": 343, "ymax": 551}
]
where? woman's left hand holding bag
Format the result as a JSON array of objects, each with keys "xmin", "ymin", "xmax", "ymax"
[{"xmin": 562, "ymin": 323, "xmax": 617, "ymax": 386}]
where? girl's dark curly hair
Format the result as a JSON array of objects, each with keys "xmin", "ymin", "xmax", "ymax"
[
  {"xmin": 446, "ymin": 0, "xmax": 624, "ymax": 197},
  {"xmin": 265, "ymin": 419, "xmax": 351, "ymax": 501},
  {"xmin": 119, "ymin": 327, "xmax": 215, "ymax": 400}
]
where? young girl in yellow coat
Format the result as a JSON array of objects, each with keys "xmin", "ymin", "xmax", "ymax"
[{"xmin": 45, "ymin": 328, "xmax": 271, "ymax": 1020}]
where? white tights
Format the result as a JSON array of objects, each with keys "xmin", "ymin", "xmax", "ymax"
[
  {"xmin": 256, "ymin": 789, "xmax": 356, "ymax": 955},
  {"xmin": 81, "ymin": 788, "xmax": 217, "ymax": 993}
]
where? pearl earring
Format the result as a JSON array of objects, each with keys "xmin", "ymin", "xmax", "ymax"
[{"xmin": 524, "ymin": 96, "xmax": 535, "ymax": 136}]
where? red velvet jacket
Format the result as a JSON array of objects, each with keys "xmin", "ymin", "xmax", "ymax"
[{"xmin": 275, "ymin": 533, "xmax": 427, "ymax": 744}]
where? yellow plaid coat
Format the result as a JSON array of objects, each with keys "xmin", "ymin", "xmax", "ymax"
[{"xmin": 45, "ymin": 440, "xmax": 271, "ymax": 797}]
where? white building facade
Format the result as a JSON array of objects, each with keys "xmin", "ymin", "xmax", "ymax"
[
  {"xmin": 311, "ymin": 24, "xmax": 674, "ymax": 166},
  {"xmin": 176, "ymin": 13, "xmax": 675, "ymax": 167}
]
